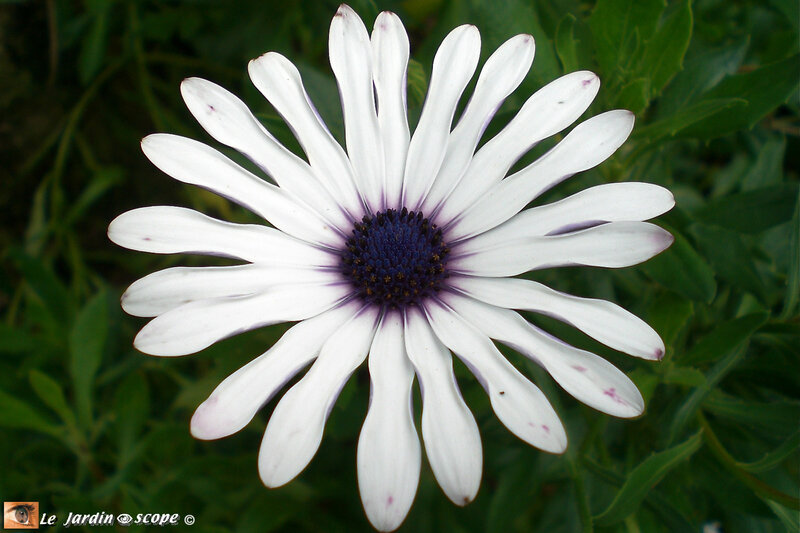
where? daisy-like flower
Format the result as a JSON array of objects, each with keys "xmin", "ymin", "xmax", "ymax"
[{"xmin": 109, "ymin": 5, "xmax": 674, "ymax": 531}]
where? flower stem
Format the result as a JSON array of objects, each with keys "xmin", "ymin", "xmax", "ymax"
[{"xmin": 697, "ymin": 411, "xmax": 800, "ymax": 510}]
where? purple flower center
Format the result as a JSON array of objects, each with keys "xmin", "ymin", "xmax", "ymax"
[{"xmin": 341, "ymin": 208, "xmax": 450, "ymax": 309}]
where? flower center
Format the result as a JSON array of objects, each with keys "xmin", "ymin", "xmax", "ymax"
[{"xmin": 341, "ymin": 208, "xmax": 450, "ymax": 309}]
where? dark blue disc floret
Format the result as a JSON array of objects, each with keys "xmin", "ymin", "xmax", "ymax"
[{"xmin": 341, "ymin": 208, "xmax": 450, "ymax": 309}]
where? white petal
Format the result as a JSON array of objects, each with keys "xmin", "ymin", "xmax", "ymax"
[
  {"xmin": 452, "ymin": 276, "xmax": 665, "ymax": 360},
  {"xmin": 447, "ymin": 110, "xmax": 635, "ymax": 240},
  {"xmin": 371, "ymin": 11, "xmax": 410, "ymax": 210},
  {"xmin": 450, "ymin": 221, "xmax": 674, "ymax": 276},
  {"xmin": 420, "ymin": 34, "xmax": 535, "ymax": 215},
  {"xmin": 402, "ymin": 25, "xmax": 481, "ymax": 209},
  {"xmin": 133, "ymin": 283, "xmax": 352, "ymax": 356},
  {"xmin": 180, "ymin": 78, "xmax": 352, "ymax": 230},
  {"xmin": 465, "ymin": 182, "xmax": 675, "ymax": 248},
  {"xmin": 122, "ymin": 265, "xmax": 341, "ymax": 318},
  {"xmin": 259, "ymin": 306, "xmax": 379, "ymax": 487},
  {"xmin": 141, "ymin": 134, "xmax": 345, "ymax": 248},
  {"xmin": 247, "ymin": 53, "xmax": 365, "ymax": 219},
  {"xmin": 191, "ymin": 301, "xmax": 360, "ymax": 440},
  {"xmin": 434, "ymin": 72, "xmax": 600, "ymax": 226},
  {"xmin": 358, "ymin": 312, "xmax": 420, "ymax": 532},
  {"xmin": 425, "ymin": 300, "xmax": 567, "ymax": 453},
  {"xmin": 440, "ymin": 294, "xmax": 644, "ymax": 418},
  {"xmin": 108, "ymin": 206, "xmax": 337, "ymax": 267},
  {"xmin": 329, "ymin": 5, "xmax": 384, "ymax": 212},
  {"xmin": 404, "ymin": 308, "xmax": 482, "ymax": 505}
]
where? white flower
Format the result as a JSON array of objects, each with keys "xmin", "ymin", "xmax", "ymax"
[{"xmin": 108, "ymin": 5, "xmax": 674, "ymax": 531}]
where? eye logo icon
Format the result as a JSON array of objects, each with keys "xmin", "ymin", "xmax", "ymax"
[
  {"xmin": 3, "ymin": 502, "xmax": 38, "ymax": 529},
  {"xmin": 116, "ymin": 514, "xmax": 133, "ymax": 526}
]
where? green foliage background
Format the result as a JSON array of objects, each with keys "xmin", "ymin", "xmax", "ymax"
[{"xmin": 1, "ymin": 0, "xmax": 798, "ymax": 531}]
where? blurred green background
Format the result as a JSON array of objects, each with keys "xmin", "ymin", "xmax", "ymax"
[{"xmin": 1, "ymin": 0, "xmax": 798, "ymax": 531}]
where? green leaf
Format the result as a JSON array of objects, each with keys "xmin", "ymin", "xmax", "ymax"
[
  {"xmin": 64, "ymin": 167, "xmax": 123, "ymax": 227},
  {"xmin": 767, "ymin": 0, "xmax": 799, "ymax": 30},
  {"xmin": 597, "ymin": 0, "xmax": 691, "ymax": 113},
  {"xmin": 641, "ymin": 228, "xmax": 716, "ymax": 303},
  {"xmin": 668, "ymin": 328, "xmax": 761, "ymax": 445},
  {"xmin": 633, "ymin": 97, "xmax": 743, "ymax": 141},
  {"xmin": 584, "ymin": 457, "xmax": 697, "ymax": 532},
  {"xmin": 736, "ymin": 430, "xmax": 800, "ymax": 473},
  {"xmin": 662, "ymin": 366, "xmax": 706, "ymax": 387},
  {"xmin": 0, "ymin": 387, "xmax": 61, "ymax": 436},
  {"xmin": 69, "ymin": 290, "xmax": 109, "ymax": 429},
  {"xmin": 699, "ymin": 414, "xmax": 800, "ymax": 510},
  {"xmin": 690, "ymin": 224, "xmax": 767, "ymax": 301},
  {"xmin": 29, "ymin": 369, "xmax": 77, "ymax": 427},
  {"xmin": 589, "ymin": 0, "xmax": 665, "ymax": 77},
  {"xmin": 403, "ymin": 0, "xmax": 444, "ymax": 20},
  {"xmin": 616, "ymin": 77, "xmax": 650, "ymax": 114},
  {"xmin": 24, "ymin": 160, "xmax": 50, "ymax": 255},
  {"xmin": 657, "ymin": 39, "xmax": 748, "ymax": 115},
  {"xmin": 236, "ymin": 493, "xmax": 306, "ymax": 533},
  {"xmin": 78, "ymin": 3, "xmax": 111, "ymax": 85},
  {"xmin": 694, "ymin": 183, "xmax": 800, "ymax": 234},
  {"xmin": 637, "ymin": 0, "xmax": 692, "ymax": 98},
  {"xmin": 172, "ymin": 375, "xmax": 219, "ymax": 411},
  {"xmin": 114, "ymin": 372, "xmax": 150, "ymax": 464},
  {"xmin": 629, "ymin": 368, "xmax": 660, "ymax": 404},
  {"xmin": 593, "ymin": 431, "xmax": 703, "ymax": 525},
  {"xmin": 783, "ymin": 190, "xmax": 800, "ymax": 318},
  {"xmin": 9, "ymin": 248, "xmax": 73, "ymax": 323},
  {"xmin": 680, "ymin": 312, "xmax": 768, "ymax": 366},
  {"xmin": 0, "ymin": 324, "xmax": 35, "ymax": 354},
  {"xmin": 555, "ymin": 14, "xmax": 579, "ymax": 73},
  {"xmin": 407, "ymin": 58, "xmax": 428, "ymax": 109},
  {"xmin": 297, "ymin": 64, "xmax": 344, "ymax": 142},
  {"xmin": 647, "ymin": 292, "xmax": 693, "ymax": 349},
  {"xmin": 470, "ymin": 0, "xmax": 560, "ymax": 87},
  {"xmin": 764, "ymin": 499, "xmax": 800, "ymax": 533},
  {"xmin": 571, "ymin": 466, "xmax": 593, "ymax": 533},
  {"xmin": 486, "ymin": 457, "xmax": 541, "ymax": 533},
  {"xmin": 741, "ymin": 135, "xmax": 785, "ymax": 190},
  {"xmin": 680, "ymin": 54, "xmax": 800, "ymax": 139},
  {"xmin": 704, "ymin": 392, "xmax": 800, "ymax": 433}
]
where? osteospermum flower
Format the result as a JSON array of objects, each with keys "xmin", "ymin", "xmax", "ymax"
[{"xmin": 109, "ymin": 5, "xmax": 674, "ymax": 531}]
